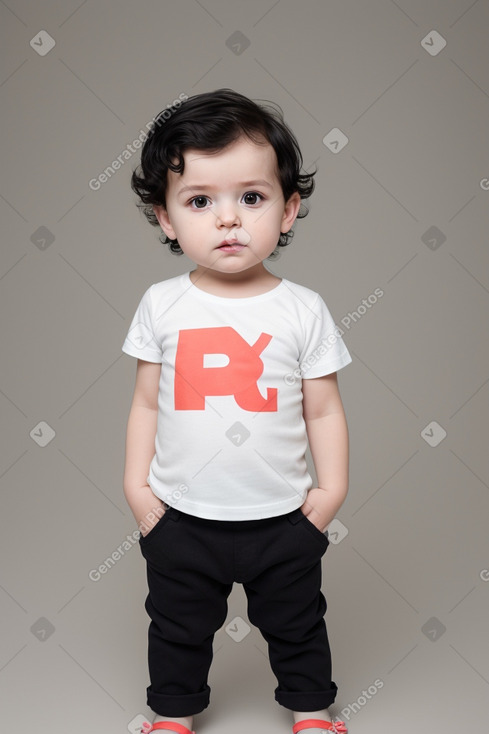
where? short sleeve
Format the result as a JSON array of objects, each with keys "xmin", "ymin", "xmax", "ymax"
[
  {"xmin": 121, "ymin": 285, "xmax": 163, "ymax": 363},
  {"xmin": 299, "ymin": 294, "xmax": 352, "ymax": 378}
]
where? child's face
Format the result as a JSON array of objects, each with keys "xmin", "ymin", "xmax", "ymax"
[{"xmin": 153, "ymin": 136, "xmax": 301, "ymax": 278}]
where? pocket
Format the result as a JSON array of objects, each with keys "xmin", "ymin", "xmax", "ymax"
[
  {"xmin": 139, "ymin": 507, "xmax": 173, "ymax": 546},
  {"xmin": 300, "ymin": 512, "xmax": 330, "ymax": 547}
]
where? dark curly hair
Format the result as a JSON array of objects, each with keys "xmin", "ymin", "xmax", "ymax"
[{"xmin": 131, "ymin": 88, "xmax": 316, "ymax": 256}]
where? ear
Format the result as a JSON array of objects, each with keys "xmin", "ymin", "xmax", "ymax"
[
  {"xmin": 153, "ymin": 205, "xmax": 177, "ymax": 241},
  {"xmin": 281, "ymin": 191, "xmax": 301, "ymax": 234}
]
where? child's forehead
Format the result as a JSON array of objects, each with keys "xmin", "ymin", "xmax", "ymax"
[{"xmin": 175, "ymin": 136, "xmax": 278, "ymax": 181}]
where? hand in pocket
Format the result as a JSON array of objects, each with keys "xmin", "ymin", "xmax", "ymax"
[{"xmin": 137, "ymin": 500, "xmax": 166, "ymax": 537}]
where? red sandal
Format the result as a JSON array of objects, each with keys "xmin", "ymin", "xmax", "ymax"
[
  {"xmin": 292, "ymin": 719, "xmax": 348, "ymax": 733},
  {"xmin": 141, "ymin": 722, "xmax": 195, "ymax": 734}
]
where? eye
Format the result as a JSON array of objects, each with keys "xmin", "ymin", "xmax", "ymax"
[
  {"xmin": 189, "ymin": 196, "xmax": 210, "ymax": 209},
  {"xmin": 242, "ymin": 192, "xmax": 263, "ymax": 205}
]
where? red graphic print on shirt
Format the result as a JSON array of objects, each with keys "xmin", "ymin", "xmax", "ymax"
[{"xmin": 174, "ymin": 326, "xmax": 278, "ymax": 411}]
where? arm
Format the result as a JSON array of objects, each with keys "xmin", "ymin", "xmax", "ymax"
[
  {"xmin": 123, "ymin": 359, "xmax": 165, "ymax": 536},
  {"xmin": 301, "ymin": 371, "xmax": 349, "ymax": 532}
]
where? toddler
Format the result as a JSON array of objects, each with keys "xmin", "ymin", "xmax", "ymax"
[{"xmin": 122, "ymin": 88, "xmax": 351, "ymax": 734}]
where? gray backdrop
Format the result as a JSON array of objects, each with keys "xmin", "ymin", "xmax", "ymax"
[{"xmin": 1, "ymin": 1, "xmax": 488, "ymax": 732}]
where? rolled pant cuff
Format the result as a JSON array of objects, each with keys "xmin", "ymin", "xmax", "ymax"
[
  {"xmin": 147, "ymin": 685, "xmax": 211, "ymax": 717},
  {"xmin": 275, "ymin": 682, "xmax": 338, "ymax": 711}
]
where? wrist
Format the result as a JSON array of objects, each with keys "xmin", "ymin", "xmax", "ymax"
[
  {"xmin": 125, "ymin": 484, "xmax": 165, "ymax": 535},
  {"xmin": 301, "ymin": 486, "xmax": 346, "ymax": 531},
  {"xmin": 137, "ymin": 500, "xmax": 166, "ymax": 537}
]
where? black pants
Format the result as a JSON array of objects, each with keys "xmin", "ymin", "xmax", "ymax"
[{"xmin": 138, "ymin": 505, "xmax": 338, "ymax": 717}]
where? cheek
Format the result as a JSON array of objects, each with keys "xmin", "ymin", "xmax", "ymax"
[
  {"xmin": 169, "ymin": 212, "xmax": 198, "ymax": 237},
  {"xmin": 264, "ymin": 200, "xmax": 287, "ymax": 223},
  {"xmin": 181, "ymin": 211, "xmax": 209, "ymax": 226},
  {"xmin": 262, "ymin": 211, "xmax": 285, "ymax": 234}
]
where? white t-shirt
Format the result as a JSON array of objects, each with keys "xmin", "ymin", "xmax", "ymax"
[{"xmin": 122, "ymin": 272, "xmax": 352, "ymax": 520}]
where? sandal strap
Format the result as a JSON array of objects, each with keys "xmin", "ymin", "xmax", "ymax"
[
  {"xmin": 141, "ymin": 722, "xmax": 195, "ymax": 734},
  {"xmin": 292, "ymin": 719, "xmax": 348, "ymax": 733}
]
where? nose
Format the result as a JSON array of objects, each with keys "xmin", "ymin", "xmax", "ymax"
[{"xmin": 215, "ymin": 200, "xmax": 240, "ymax": 228}]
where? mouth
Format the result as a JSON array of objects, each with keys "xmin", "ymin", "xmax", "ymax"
[
  {"xmin": 217, "ymin": 240, "xmax": 247, "ymax": 253},
  {"xmin": 216, "ymin": 228, "xmax": 251, "ymax": 252}
]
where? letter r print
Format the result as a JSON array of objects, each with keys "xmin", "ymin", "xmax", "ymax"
[{"xmin": 174, "ymin": 326, "xmax": 278, "ymax": 411}]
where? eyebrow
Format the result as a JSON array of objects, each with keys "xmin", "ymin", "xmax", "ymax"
[{"xmin": 177, "ymin": 179, "xmax": 273, "ymax": 197}]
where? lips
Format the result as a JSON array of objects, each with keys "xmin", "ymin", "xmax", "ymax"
[
  {"xmin": 218, "ymin": 242, "xmax": 246, "ymax": 252},
  {"xmin": 219, "ymin": 239, "xmax": 243, "ymax": 246},
  {"xmin": 217, "ymin": 228, "xmax": 252, "ymax": 249}
]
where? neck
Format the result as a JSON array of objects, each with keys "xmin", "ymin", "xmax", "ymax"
[{"xmin": 190, "ymin": 264, "xmax": 281, "ymax": 297}]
